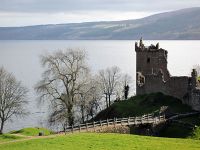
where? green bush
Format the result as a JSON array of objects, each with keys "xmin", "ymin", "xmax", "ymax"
[{"xmin": 191, "ymin": 126, "xmax": 200, "ymax": 140}]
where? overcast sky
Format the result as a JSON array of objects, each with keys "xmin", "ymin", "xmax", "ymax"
[{"xmin": 1, "ymin": 0, "xmax": 200, "ymax": 27}]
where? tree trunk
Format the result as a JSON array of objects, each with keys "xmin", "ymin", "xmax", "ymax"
[
  {"xmin": 91, "ymin": 110, "xmax": 94, "ymax": 120},
  {"xmin": 105, "ymin": 94, "xmax": 108, "ymax": 108},
  {"xmin": 108, "ymin": 94, "xmax": 111, "ymax": 106},
  {"xmin": 67, "ymin": 105, "xmax": 74, "ymax": 126},
  {"xmin": 81, "ymin": 105, "xmax": 85, "ymax": 123},
  {"xmin": 0, "ymin": 120, "xmax": 4, "ymax": 135}
]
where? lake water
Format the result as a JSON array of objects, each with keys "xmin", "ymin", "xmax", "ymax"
[{"xmin": 0, "ymin": 40, "xmax": 200, "ymax": 132}]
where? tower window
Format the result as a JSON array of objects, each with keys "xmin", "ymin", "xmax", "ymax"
[{"xmin": 147, "ymin": 57, "xmax": 150, "ymax": 63}]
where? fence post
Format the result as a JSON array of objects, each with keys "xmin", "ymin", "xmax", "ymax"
[
  {"xmin": 86, "ymin": 122, "xmax": 88, "ymax": 132},
  {"xmin": 128, "ymin": 117, "xmax": 130, "ymax": 126},
  {"xmin": 64, "ymin": 126, "xmax": 66, "ymax": 135},
  {"xmin": 141, "ymin": 115, "xmax": 144, "ymax": 124},
  {"xmin": 71, "ymin": 125, "xmax": 74, "ymax": 133},
  {"xmin": 155, "ymin": 117, "xmax": 157, "ymax": 124},
  {"xmin": 143, "ymin": 115, "xmax": 145, "ymax": 124},
  {"xmin": 107, "ymin": 118, "xmax": 109, "ymax": 126},
  {"xmin": 100, "ymin": 120, "xmax": 102, "ymax": 131},
  {"xmin": 93, "ymin": 121, "xmax": 96, "ymax": 132},
  {"xmin": 135, "ymin": 117, "xmax": 137, "ymax": 125},
  {"xmin": 79, "ymin": 124, "xmax": 81, "ymax": 132}
]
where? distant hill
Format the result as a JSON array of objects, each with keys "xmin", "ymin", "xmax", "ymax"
[{"xmin": 1, "ymin": 7, "xmax": 200, "ymax": 40}]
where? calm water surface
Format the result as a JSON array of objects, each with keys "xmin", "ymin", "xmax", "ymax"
[{"xmin": 0, "ymin": 40, "xmax": 200, "ymax": 132}]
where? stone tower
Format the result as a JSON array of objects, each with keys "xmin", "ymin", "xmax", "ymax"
[
  {"xmin": 135, "ymin": 38, "xmax": 170, "ymax": 81},
  {"xmin": 135, "ymin": 38, "xmax": 170, "ymax": 94}
]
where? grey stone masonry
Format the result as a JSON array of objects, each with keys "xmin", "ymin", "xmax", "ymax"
[{"xmin": 135, "ymin": 38, "xmax": 200, "ymax": 111}]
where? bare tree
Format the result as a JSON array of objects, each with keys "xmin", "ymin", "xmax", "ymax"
[
  {"xmin": 77, "ymin": 76, "xmax": 102, "ymax": 122},
  {"xmin": 98, "ymin": 66, "xmax": 121, "ymax": 107},
  {"xmin": 77, "ymin": 80, "xmax": 91, "ymax": 123},
  {"xmin": 35, "ymin": 49, "xmax": 89, "ymax": 126},
  {"xmin": 85, "ymin": 78, "xmax": 102, "ymax": 121},
  {"xmin": 0, "ymin": 67, "xmax": 28, "ymax": 134},
  {"xmin": 113, "ymin": 73, "xmax": 133, "ymax": 101}
]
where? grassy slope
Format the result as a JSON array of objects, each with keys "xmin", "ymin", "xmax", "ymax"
[
  {"xmin": 10, "ymin": 127, "xmax": 54, "ymax": 136},
  {"xmin": 0, "ymin": 133, "xmax": 200, "ymax": 150},
  {"xmin": 94, "ymin": 93, "xmax": 200, "ymax": 138},
  {"xmin": 0, "ymin": 128, "xmax": 54, "ymax": 143},
  {"xmin": 0, "ymin": 134, "xmax": 22, "ymax": 143},
  {"xmin": 95, "ymin": 93, "xmax": 192, "ymax": 120}
]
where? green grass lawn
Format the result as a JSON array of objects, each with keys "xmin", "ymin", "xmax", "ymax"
[
  {"xmin": 0, "ymin": 134, "xmax": 22, "ymax": 143},
  {"xmin": 0, "ymin": 133, "xmax": 200, "ymax": 150},
  {"xmin": 10, "ymin": 127, "xmax": 54, "ymax": 136}
]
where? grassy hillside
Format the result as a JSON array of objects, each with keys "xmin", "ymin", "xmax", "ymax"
[
  {"xmin": 94, "ymin": 93, "xmax": 200, "ymax": 138},
  {"xmin": 0, "ymin": 133, "xmax": 200, "ymax": 150},
  {"xmin": 10, "ymin": 127, "xmax": 54, "ymax": 136},
  {"xmin": 95, "ymin": 93, "xmax": 192, "ymax": 120},
  {"xmin": 0, "ymin": 134, "xmax": 23, "ymax": 143}
]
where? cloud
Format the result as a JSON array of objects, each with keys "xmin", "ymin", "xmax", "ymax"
[
  {"xmin": 1, "ymin": 0, "xmax": 200, "ymax": 13},
  {"xmin": 1, "ymin": 0, "xmax": 200, "ymax": 26}
]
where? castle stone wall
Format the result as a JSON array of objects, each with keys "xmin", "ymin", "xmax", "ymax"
[
  {"xmin": 166, "ymin": 76, "xmax": 189, "ymax": 100},
  {"xmin": 135, "ymin": 39, "xmax": 200, "ymax": 111}
]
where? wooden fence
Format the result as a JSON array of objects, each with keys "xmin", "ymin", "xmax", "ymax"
[{"xmin": 62, "ymin": 114, "xmax": 165, "ymax": 134}]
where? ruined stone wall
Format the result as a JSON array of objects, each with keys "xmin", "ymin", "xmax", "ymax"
[
  {"xmin": 137, "ymin": 74, "xmax": 165, "ymax": 95},
  {"xmin": 166, "ymin": 77, "xmax": 189, "ymax": 100},
  {"xmin": 137, "ymin": 74, "xmax": 189, "ymax": 101},
  {"xmin": 135, "ymin": 39, "xmax": 200, "ymax": 111}
]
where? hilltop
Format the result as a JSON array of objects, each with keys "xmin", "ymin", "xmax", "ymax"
[
  {"xmin": 1, "ymin": 7, "xmax": 200, "ymax": 40},
  {"xmin": 95, "ymin": 93, "xmax": 192, "ymax": 120}
]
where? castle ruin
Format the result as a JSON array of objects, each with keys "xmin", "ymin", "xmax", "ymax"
[{"xmin": 135, "ymin": 38, "xmax": 200, "ymax": 111}]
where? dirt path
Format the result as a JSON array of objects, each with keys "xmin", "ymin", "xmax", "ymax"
[{"xmin": 0, "ymin": 133, "xmax": 68, "ymax": 145}]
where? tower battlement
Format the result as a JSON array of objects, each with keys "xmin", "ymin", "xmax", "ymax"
[{"xmin": 135, "ymin": 38, "xmax": 161, "ymax": 52}]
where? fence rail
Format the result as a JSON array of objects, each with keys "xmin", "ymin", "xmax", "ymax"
[{"xmin": 61, "ymin": 114, "xmax": 165, "ymax": 134}]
